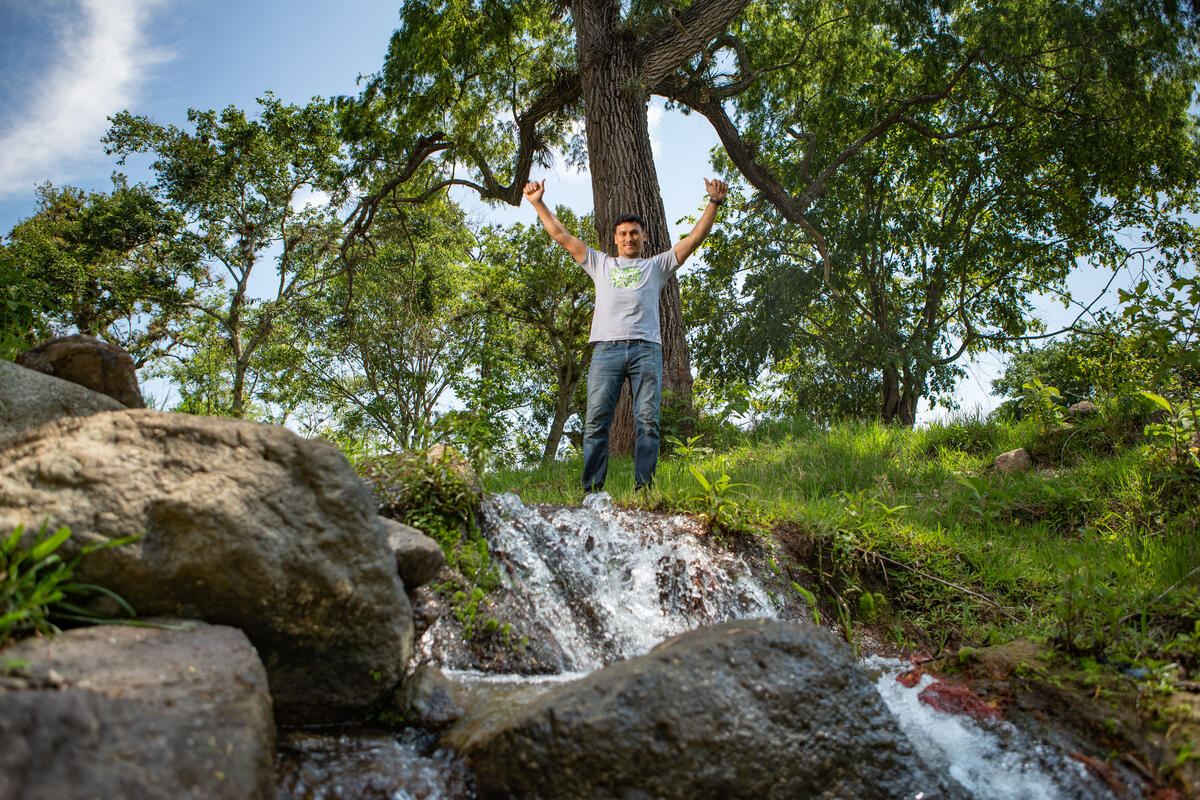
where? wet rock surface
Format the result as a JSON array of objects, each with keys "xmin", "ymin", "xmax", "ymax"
[
  {"xmin": 445, "ymin": 618, "xmax": 962, "ymax": 800},
  {"xmin": 0, "ymin": 622, "xmax": 275, "ymax": 800},
  {"xmin": 897, "ymin": 640, "xmax": 1199, "ymax": 798},
  {"xmin": 412, "ymin": 571, "xmax": 573, "ymax": 675},
  {"xmin": 392, "ymin": 665, "xmax": 466, "ymax": 732},
  {"xmin": 276, "ymin": 728, "xmax": 475, "ymax": 800},
  {"xmin": 0, "ymin": 410, "xmax": 412, "ymax": 723}
]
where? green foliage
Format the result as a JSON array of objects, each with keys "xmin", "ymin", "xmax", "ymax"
[
  {"xmin": 282, "ymin": 197, "xmax": 484, "ymax": 449},
  {"xmin": 1117, "ymin": 223, "xmax": 1200, "ymax": 398},
  {"xmin": 357, "ymin": 449, "xmax": 510, "ymax": 643},
  {"xmin": 686, "ymin": 465, "xmax": 753, "ymax": 530},
  {"xmin": 339, "ymin": 0, "xmax": 576, "ymax": 194},
  {"xmin": 475, "ymin": 212, "xmax": 596, "ymax": 465},
  {"xmin": 1139, "ymin": 390, "xmax": 1200, "ymax": 471},
  {"xmin": 103, "ymin": 94, "xmax": 349, "ymax": 418},
  {"xmin": 1, "ymin": 180, "xmax": 201, "ymax": 364},
  {"xmin": 663, "ymin": 434, "xmax": 713, "ymax": 460},
  {"xmin": 1019, "ymin": 379, "xmax": 1068, "ymax": 438},
  {"xmin": 688, "ymin": 0, "xmax": 1200, "ymax": 426},
  {"xmin": 0, "ymin": 253, "xmax": 36, "ymax": 361},
  {"xmin": 993, "ymin": 323, "xmax": 1158, "ymax": 410},
  {"xmin": 358, "ymin": 451, "xmax": 480, "ymax": 557},
  {"xmin": 1, "ymin": 523, "xmax": 138, "ymax": 644}
]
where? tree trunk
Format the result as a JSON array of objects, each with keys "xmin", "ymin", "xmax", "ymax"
[
  {"xmin": 574, "ymin": 0, "xmax": 694, "ymax": 455},
  {"xmin": 880, "ymin": 363, "xmax": 919, "ymax": 427},
  {"xmin": 543, "ymin": 359, "xmax": 580, "ymax": 464}
]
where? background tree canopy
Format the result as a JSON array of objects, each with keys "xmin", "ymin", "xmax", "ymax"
[{"xmin": 0, "ymin": 0, "xmax": 1197, "ymax": 456}]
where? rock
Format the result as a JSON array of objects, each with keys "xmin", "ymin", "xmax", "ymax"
[
  {"xmin": 411, "ymin": 573, "xmax": 572, "ymax": 675},
  {"xmin": 993, "ymin": 447, "xmax": 1033, "ymax": 474},
  {"xmin": 0, "ymin": 621, "xmax": 274, "ymax": 800},
  {"xmin": 0, "ymin": 410, "xmax": 412, "ymax": 723},
  {"xmin": 425, "ymin": 444, "xmax": 479, "ymax": 493},
  {"xmin": 382, "ymin": 517, "xmax": 446, "ymax": 590},
  {"xmin": 392, "ymin": 665, "xmax": 465, "ymax": 732},
  {"xmin": 1067, "ymin": 400, "xmax": 1099, "ymax": 418},
  {"xmin": 16, "ymin": 334, "xmax": 145, "ymax": 408},
  {"xmin": 445, "ymin": 619, "xmax": 960, "ymax": 800},
  {"xmin": 0, "ymin": 360, "xmax": 125, "ymax": 441},
  {"xmin": 276, "ymin": 729, "xmax": 475, "ymax": 800}
]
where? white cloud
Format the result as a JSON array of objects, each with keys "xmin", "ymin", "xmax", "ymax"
[{"xmin": 0, "ymin": 0, "xmax": 169, "ymax": 198}]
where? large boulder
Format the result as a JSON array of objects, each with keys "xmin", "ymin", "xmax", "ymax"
[
  {"xmin": 0, "ymin": 360, "xmax": 125, "ymax": 440},
  {"xmin": 17, "ymin": 334, "xmax": 145, "ymax": 408},
  {"xmin": 0, "ymin": 410, "xmax": 413, "ymax": 723},
  {"xmin": 445, "ymin": 618, "xmax": 961, "ymax": 799},
  {"xmin": 0, "ymin": 622, "xmax": 275, "ymax": 800}
]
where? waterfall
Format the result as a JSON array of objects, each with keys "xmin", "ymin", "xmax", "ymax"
[
  {"xmin": 479, "ymin": 491, "xmax": 782, "ymax": 669},
  {"xmin": 284, "ymin": 493, "xmax": 1116, "ymax": 800}
]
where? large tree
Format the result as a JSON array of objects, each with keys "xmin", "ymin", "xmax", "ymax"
[
  {"xmin": 338, "ymin": 0, "xmax": 752, "ymax": 450},
  {"xmin": 340, "ymin": 0, "xmax": 1199, "ymax": 431},
  {"xmin": 679, "ymin": 0, "xmax": 1199, "ymax": 424},
  {"xmin": 103, "ymin": 95, "xmax": 349, "ymax": 417},
  {"xmin": 1, "ymin": 180, "xmax": 199, "ymax": 366}
]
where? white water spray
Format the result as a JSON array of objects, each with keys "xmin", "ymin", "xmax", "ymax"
[{"xmin": 480, "ymin": 491, "xmax": 778, "ymax": 669}]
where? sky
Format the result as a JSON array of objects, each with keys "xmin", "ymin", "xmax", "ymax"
[{"xmin": 0, "ymin": 0, "xmax": 1148, "ymax": 420}]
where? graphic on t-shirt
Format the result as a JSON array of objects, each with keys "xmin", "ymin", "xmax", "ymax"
[{"xmin": 610, "ymin": 264, "xmax": 642, "ymax": 289}]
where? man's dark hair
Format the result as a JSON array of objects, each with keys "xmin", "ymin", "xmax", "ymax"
[{"xmin": 613, "ymin": 213, "xmax": 646, "ymax": 234}]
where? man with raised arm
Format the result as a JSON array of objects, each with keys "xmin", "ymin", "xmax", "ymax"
[{"xmin": 523, "ymin": 177, "xmax": 729, "ymax": 493}]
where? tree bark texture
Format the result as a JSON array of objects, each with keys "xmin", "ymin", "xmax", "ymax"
[
  {"xmin": 880, "ymin": 363, "xmax": 919, "ymax": 427},
  {"xmin": 574, "ymin": 0, "xmax": 694, "ymax": 455}
]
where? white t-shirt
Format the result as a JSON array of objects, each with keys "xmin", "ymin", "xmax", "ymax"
[{"xmin": 579, "ymin": 246, "xmax": 679, "ymax": 344}]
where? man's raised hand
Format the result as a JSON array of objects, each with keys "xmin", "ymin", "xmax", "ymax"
[
  {"xmin": 523, "ymin": 180, "xmax": 546, "ymax": 204},
  {"xmin": 704, "ymin": 178, "xmax": 729, "ymax": 204}
]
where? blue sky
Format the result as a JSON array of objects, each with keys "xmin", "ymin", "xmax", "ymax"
[
  {"xmin": 0, "ymin": 0, "xmax": 1149, "ymax": 418},
  {"xmin": 0, "ymin": 0, "xmax": 718, "ymax": 234}
]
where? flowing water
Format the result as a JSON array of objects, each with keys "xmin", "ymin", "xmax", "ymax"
[
  {"xmin": 477, "ymin": 491, "xmax": 780, "ymax": 667},
  {"xmin": 282, "ymin": 492, "xmax": 1116, "ymax": 800}
]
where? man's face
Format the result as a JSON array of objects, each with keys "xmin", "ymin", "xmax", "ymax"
[{"xmin": 613, "ymin": 221, "xmax": 644, "ymax": 258}]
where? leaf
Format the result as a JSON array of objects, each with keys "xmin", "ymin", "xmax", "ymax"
[
  {"xmin": 1137, "ymin": 391, "xmax": 1173, "ymax": 413},
  {"xmin": 29, "ymin": 526, "xmax": 71, "ymax": 562}
]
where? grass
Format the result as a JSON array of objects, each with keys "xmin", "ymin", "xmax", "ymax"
[
  {"xmin": 1, "ymin": 522, "xmax": 139, "ymax": 646},
  {"xmin": 482, "ymin": 409, "xmax": 1199, "ymax": 663}
]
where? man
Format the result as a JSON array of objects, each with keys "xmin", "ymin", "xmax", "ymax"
[{"xmin": 523, "ymin": 177, "xmax": 729, "ymax": 492}]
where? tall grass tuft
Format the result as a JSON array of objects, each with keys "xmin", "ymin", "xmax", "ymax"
[{"xmin": 1, "ymin": 522, "xmax": 138, "ymax": 645}]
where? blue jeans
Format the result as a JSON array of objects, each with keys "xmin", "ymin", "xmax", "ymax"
[{"xmin": 582, "ymin": 340, "xmax": 663, "ymax": 491}]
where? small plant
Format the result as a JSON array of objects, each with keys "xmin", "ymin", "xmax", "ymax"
[
  {"xmin": 1, "ymin": 522, "xmax": 138, "ymax": 644},
  {"xmin": 687, "ymin": 465, "xmax": 751, "ymax": 528},
  {"xmin": 834, "ymin": 595, "xmax": 859, "ymax": 658},
  {"xmin": 664, "ymin": 434, "xmax": 713, "ymax": 460},
  {"xmin": 1020, "ymin": 379, "xmax": 1068, "ymax": 437},
  {"xmin": 1051, "ymin": 555, "xmax": 1130, "ymax": 654},
  {"xmin": 792, "ymin": 581, "xmax": 820, "ymax": 625},
  {"xmin": 1138, "ymin": 390, "xmax": 1200, "ymax": 470},
  {"xmin": 951, "ymin": 474, "xmax": 993, "ymax": 521}
]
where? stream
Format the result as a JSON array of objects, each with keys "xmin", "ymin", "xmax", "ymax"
[{"xmin": 276, "ymin": 492, "xmax": 1113, "ymax": 799}]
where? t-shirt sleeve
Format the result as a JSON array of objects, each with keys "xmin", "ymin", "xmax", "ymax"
[
  {"xmin": 580, "ymin": 246, "xmax": 604, "ymax": 277},
  {"xmin": 653, "ymin": 248, "xmax": 680, "ymax": 278}
]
